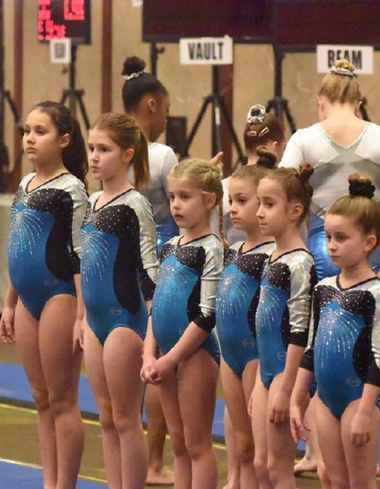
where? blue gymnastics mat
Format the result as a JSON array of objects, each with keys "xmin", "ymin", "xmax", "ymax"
[
  {"xmin": 0, "ymin": 362, "xmax": 225, "ymax": 438},
  {"xmin": 0, "ymin": 460, "xmax": 105, "ymax": 489}
]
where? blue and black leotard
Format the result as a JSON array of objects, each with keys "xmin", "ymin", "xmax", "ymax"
[
  {"xmin": 81, "ymin": 188, "xmax": 158, "ymax": 345},
  {"xmin": 8, "ymin": 172, "xmax": 87, "ymax": 319},
  {"xmin": 216, "ymin": 240, "xmax": 275, "ymax": 377},
  {"xmin": 301, "ymin": 275, "xmax": 380, "ymax": 419},
  {"xmin": 151, "ymin": 234, "xmax": 224, "ymax": 364},
  {"xmin": 256, "ymin": 249, "xmax": 317, "ymax": 389}
]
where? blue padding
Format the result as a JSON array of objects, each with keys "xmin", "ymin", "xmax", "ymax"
[
  {"xmin": 0, "ymin": 461, "xmax": 105, "ymax": 488},
  {"xmin": 0, "ymin": 362, "xmax": 226, "ymax": 437}
]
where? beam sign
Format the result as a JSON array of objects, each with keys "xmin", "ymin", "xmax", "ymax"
[
  {"xmin": 180, "ymin": 36, "xmax": 233, "ymax": 65},
  {"xmin": 317, "ymin": 45, "xmax": 373, "ymax": 74}
]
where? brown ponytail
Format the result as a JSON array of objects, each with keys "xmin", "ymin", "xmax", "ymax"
[{"xmin": 90, "ymin": 113, "xmax": 151, "ymax": 191}]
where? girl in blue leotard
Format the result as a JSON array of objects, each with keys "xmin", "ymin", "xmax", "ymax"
[
  {"xmin": 141, "ymin": 159, "xmax": 224, "ymax": 489},
  {"xmin": 0, "ymin": 101, "xmax": 88, "ymax": 489},
  {"xmin": 216, "ymin": 147, "xmax": 276, "ymax": 489},
  {"xmin": 252, "ymin": 164, "xmax": 317, "ymax": 489},
  {"xmin": 291, "ymin": 173, "xmax": 380, "ymax": 489},
  {"xmin": 82, "ymin": 113, "xmax": 158, "ymax": 489}
]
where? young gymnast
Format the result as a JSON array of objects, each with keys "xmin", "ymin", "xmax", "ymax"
[
  {"xmin": 210, "ymin": 104, "xmax": 285, "ymax": 489},
  {"xmin": 0, "ymin": 101, "xmax": 88, "ymax": 489},
  {"xmin": 291, "ymin": 173, "xmax": 380, "ymax": 489},
  {"xmin": 252, "ymin": 164, "xmax": 317, "ymax": 489},
  {"xmin": 122, "ymin": 56, "xmax": 178, "ymax": 484},
  {"xmin": 141, "ymin": 159, "xmax": 224, "ymax": 489},
  {"xmin": 81, "ymin": 113, "xmax": 158, "ymax": 489},
  {"xmin": 216, "ymin": 148, "xmax": 277, "ymax": 489}
]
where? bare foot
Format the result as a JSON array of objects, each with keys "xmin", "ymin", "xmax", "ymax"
[
  {"xmin": 294, "ymin": 456, "xmax": 317, "ymax": 476},
  {"xmin": 222, "ymin": 479, "xmax": 240, "ymax": 489},
  {"xmin": 146, "ymin": 466, "xmax": 174, "ymax": 486}
]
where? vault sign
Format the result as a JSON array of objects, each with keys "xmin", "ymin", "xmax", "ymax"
[
  {"xmin": 180, "ymin": 36, "xmax": 233, "ymax": 65},
  {"xmin": 317, "ymin": 45, "xmax": 373, "ymax": 74}
]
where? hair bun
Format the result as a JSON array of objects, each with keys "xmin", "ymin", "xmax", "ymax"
[
  {"xmin": 247, "ymin": 104, "xmax": 266, "ymax": 124},
  {"xmin": 256, "ymin": 145, "xmax": 276, "ymax": 169},
  {"xmin": 335, "ymin": 59, "xmax": 354, "ymax": 72},
  {"xmin": 348, "ymin": 173, "xmax": 375, "ymax": 199},
  {"xmin": 297, "ymin": 163, "xmax": 314, "ymax": 183},
  {"xmin": 122, "ymin": 56, "xmax": 146, "ymax": 78},
  {"xmin": 330, "ymin": 59, "xmax": 355, "ymax": 77}
]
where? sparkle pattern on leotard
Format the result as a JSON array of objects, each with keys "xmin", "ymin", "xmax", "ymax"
[
  {"xmin": 80, "ymin": 228, "xmax": 110, "ymax": 283},
  {"xmin": 9, "ymin": 205, "xmax": 43, "ymax": 259}
]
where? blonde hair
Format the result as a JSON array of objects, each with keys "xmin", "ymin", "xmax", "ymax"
[
  {"xmin": 327, "ymin": 173, "xmax": 380, "ymax": 244},
  {"xmin": 318, "ymin": 59, "xmax": 361, "ymax": 105},
  {"xmin": 91, "ymin": 113, "xmax": 150, "ymax": 191},
  {"xmin": 264, "ymin": 164, "xmax": 314, "ymax": 224},
  {"xmin": 168, "ymin": 158, "xmax": 226, "ymax": 246}
]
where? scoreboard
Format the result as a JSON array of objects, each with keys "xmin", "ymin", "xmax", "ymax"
[{"xmin": 37, "ymin": 0, "xmax": 91, "ymax": 44}]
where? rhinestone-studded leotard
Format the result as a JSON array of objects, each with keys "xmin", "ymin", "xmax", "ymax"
[
  {"xmin": 81, "ymin": 189, "xmax": 158, "ymax": 345},
  {"xmin": 8, "ymin": 172, "xmax": 88, "ymax": 319},
  {"xmin": 216, "ymin": 240, "xmax": 275, "ymax": 377},
  {"xmin": 151, "ymin": 234, "xmax": 224, "ymax": 364},
  {"xmin": 301, "ymin": 275, "xmax": 380, "ymax": 419},
  {"xmin": 256, "ymin": 249, "xmax": 317, "ymax": 389}
]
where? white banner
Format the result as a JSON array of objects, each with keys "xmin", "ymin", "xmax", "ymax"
[
  {"xmin": 180, "ymin": 36, "xmax": 233, "ymax": 65},
  {"xmin": 317, "ymin": 45, "xmax": 373, "ymax": 74}
]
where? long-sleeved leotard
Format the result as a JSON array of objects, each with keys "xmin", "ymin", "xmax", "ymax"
[
  {"xmin": 256, "ymin": 249, "xmax": 317, "ymax": 389},
  {"xmin": 301, "ymin": 275, "xmax": 380, "ymax": 419},
  {"xmin": 81, "ymin": 189, "xmax": 158, "ymax": 345},
  {"xmin": 151, "ymin": 234, "xmax": 224, "ymax": 364},
  {"xmin": 280, "ymin": 122, "xmax": 380, "ymax": 279},
  {"xmin": 216, "ymin": 240, "xmax": 275, "ymax": 377},
  {"xmin": 8, "ymin": 172, "xmax": 87, "ymax": 319},
  {"xmin": 129, "ymin": 142, "xmax": 179, "ymax": 255}
]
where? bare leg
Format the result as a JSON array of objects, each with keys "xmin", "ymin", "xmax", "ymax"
[
  {"xmin": 104, "ymin": 327, "xmax": 148, "ymax": 489},
  {"xmin": 267, "ymin": 374, "xmax": 297, "ymax": 489},
  {"xmin": 15, "ymin": 300, "xmax": 57, "ymax": 489},
  {"xmin": 251, "ymin": 377, "xmax": 273, "ymax": 489},
  {"xmin": 16, "ymin": 296, "xmax": 84, "ymax": 489},
  {"xmin": 145, "ymin": 384, "xmax": 174, "ymax": 485},
  {"xmin": 223, "ymin": 407, "xmax": 240, "ymax": 489},
  {"xmin": 341, "ymin": 400, "xmax": 379, "ymax": 489},
  {"xmin": 221, "ymin": 360, "xmax": 258, "ymax": 489},
  {"xmin": 159, "ymin": 371, "xmax": 192, "ymax": 489},
  {"xmin": 315, "ymin": 397, "xmax": 350, "ymax": 489},
  {"xmin": 38, "ymin": 296, "xmax": 84, "ymax": 489},
  {"xmin": 179, "ymin": 349, "xmax": 219, "ymax": 489},
  {"xmin": 294, "ymin": 397, "xmax": 317, "ymax": 475},
  {"xmin": 84, "ymin": 324, "xmax": 122, "ymax": 489}
]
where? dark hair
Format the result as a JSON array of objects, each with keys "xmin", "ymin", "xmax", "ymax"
[
  {"xmin": 91, "ymin": 113, "xmax": 150, "ymax": 191},
  {"xmin": 232, "ymin": 146, "xmax": 276, "ymax": 185},
  {"xmin": 244, "ymin": 104, "xmax": 285, "ymax": 154},
  {"xmin": 121, "ymin": 56, "xmax": 168, "ymax": 112},
  {"xmin": 33, "ymin": 101, "xmax": 88, "ymax": 184},
  {"xmin": 265, "ymin": 164, "xmax": 314, "ymax": 224},
  {"xmin": 328, "ymin": 173, "xmax": 380, "ymax": 243},
  {"xmin": 318, "ymin": 59, "xmax": 361, "ymax": 105}
]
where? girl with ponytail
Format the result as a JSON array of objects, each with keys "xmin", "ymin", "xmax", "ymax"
[
  {"xmin": 81, "ymin": 113, "xmax": 159, "ymax": 488},
  {"xmin": 291, "ymin": 173, "xmax": 380, "ymax": 488}
]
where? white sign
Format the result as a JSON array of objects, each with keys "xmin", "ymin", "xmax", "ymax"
[
  {"xmin": 180, "ymin": 36, "xmax": 233, "ymax": 65},
  {"xmin": 317, "ymin": 45, "xmax": 373, "ymax": 74},
  {"xmin": 50, "ymin": 38, "xmax": 71, "ymax": 64}
]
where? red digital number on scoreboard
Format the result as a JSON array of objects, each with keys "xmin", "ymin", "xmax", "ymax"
[{"xmin": 37, "ymin": 0, "xmax": 86, "ymax": 41}]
